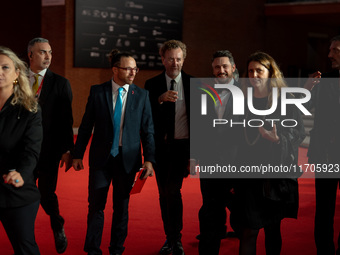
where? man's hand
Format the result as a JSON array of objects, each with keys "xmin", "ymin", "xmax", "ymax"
[
  {"xmin": 60, "ymin": 152, "xmax": 73, "ymax": 172},
  {"xmin": 158, "ymin": 90, "xmax": 178, "ymax": 103},
  {"xmin": 72, "ymin": 159, "xmax": 84, "ymax": 171},
  {"xmin": 304, "ymin": 71, "xmax": 322, "ymax": 91},
  {"xmin": 141, "ymin": 161, "xmax": 154, "ymax": 179}
]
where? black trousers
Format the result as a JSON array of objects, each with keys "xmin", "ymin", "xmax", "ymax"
[
  {"xmin": 36, "ymin": 159, "xmax": 64, "ymax": 232},
  {"xmin": 0, "ymin": 200, "xmax": 40, "ymax": 255},
  {"xmin": 315, "ymin": 178, "xmax": 340, "ymax": 255},
  {"xmin": 84, "ymin": 153, "xmax": 135, "ymax": 255},
  {"xmin": 198, "ymin": 178, "xmax": 234, "ymax": 255},
  {"xmin": 155, "ymin": 139, "xmax": 189, "ymax": 244}
]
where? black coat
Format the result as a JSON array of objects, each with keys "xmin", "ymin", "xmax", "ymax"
[
  {"xmin": 190, "ymin": 79, "xmax": 241, "ymax": 167},
  {"xmin": 145, "ymin": 71, "xmax": 192, "ymax": 161},
  {"xmin": 145, "ymin": 71, "xmax": 191, "ymax": 141},
  {"xmin": 38, "ymin": 69, "xmax": 74, "ymax": 163},
  {"xmin": 0, "ymin": 95, "xmax": 42, "ymax": 208},
  {"xmin": 306, "ymin": 70, "xmax": 340, "ymax": 163}
]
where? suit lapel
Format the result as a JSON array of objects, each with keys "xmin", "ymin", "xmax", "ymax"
[
  {"xmin": 124, "ymin": 84, "xmax": 137, "ymax": 122},
  {"xmin": 224, "ymin": 81, "xmax": 239, "ymax": 118},
  {"xmin": 160, "ymin": 72, "xmax": 168, "ymax": 94},
  {"xmin": 223, "ymin": 93, "xmax": 233, "ymax": 118},
  {"xmin": 104, "ymin": 81, "xmax": 114, "ymax": 122},
  {"xmin": 182, "ymin": 71, "xmax": 191, "ymax": 115},
  {"xmin": 38, "ymin": 69, "xmax": 53, "ymax": 106}
]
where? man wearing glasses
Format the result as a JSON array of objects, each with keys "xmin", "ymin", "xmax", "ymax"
[
  {"xmin": 145, "ymin": 40, "xmax": 192, "ymax": 255},
  {"xmin": 72, "ymin": 49, "xmax": 155, "ymax": 255}
]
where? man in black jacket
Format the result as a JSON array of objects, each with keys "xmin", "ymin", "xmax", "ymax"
[
  {"xmin": 145, "ymin": 40, "xmax": 192, "ymax": 255},
  {"xmin": 196, "ymin": 50, "xmax": 240, "ymax": 255},
  {"xmin": 28, "ymin": 37, "xmax": 74, "ymax": 254},
  {"xmin": 72, "ymin": 50, "xmax": 155, "ymax": 255},
  {"xmin": 305, "ymin": 35, "xmax": 340, "ymax": 255}
]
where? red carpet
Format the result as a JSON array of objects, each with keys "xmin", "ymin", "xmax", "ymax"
[{"xmin": 1, "ymin": 147, "xmax": 339, "ymax": 255}]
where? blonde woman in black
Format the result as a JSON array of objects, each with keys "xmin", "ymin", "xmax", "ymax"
[{"xmin": 0, "ymin": 46, "xmax": 42, "ymax": 255}]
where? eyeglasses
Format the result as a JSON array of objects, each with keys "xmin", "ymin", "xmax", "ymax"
[{"xmin": 116, "ymin": 66, "xmax": 139, "ymax": 73}]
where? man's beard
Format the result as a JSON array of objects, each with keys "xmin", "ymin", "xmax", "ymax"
[{"xmin": 216, "ymin": 74, "xmax": 232, "ymax": 83}]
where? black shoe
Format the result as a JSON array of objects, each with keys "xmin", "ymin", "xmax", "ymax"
[
  {"xmin": 172, "ymin": 241, "xmax": 185, "ymax": 255},
  {"xmin": 53, "ymin": 227, "xmax": 68, "ymax": 254},
  {"xmin": 159, "ymin": 240, "xmax": 172, "ymax": 255}
]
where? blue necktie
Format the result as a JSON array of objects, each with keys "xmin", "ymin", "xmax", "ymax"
[{"xmin": 111, "ymin": 87, "xmax": 123, "ymax": 157}]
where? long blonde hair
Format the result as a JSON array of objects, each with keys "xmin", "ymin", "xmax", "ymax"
[
  {"xmin": 0, "ymin": 46, "xmax": 38, "ymax": 112},
  {"xmin": 243, "ymin": 51, "xmax": 287, "ymax": 107}
]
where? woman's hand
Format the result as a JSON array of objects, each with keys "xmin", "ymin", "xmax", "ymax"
[
  {"xmin": 3, "ymin": 170, "xmax": 24, "ymax": 188},
  {"xmin": 258, "ymin": 124, "xmax": 280, "ymax": 144}
]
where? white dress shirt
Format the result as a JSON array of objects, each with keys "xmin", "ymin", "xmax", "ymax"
[
  {"xmin": 112, "ymin": 80, "xmax": 129, "ymax": 146},
  {"xmin": 165, "ymin": 73, "xmax": 189, "ymax": 139}
]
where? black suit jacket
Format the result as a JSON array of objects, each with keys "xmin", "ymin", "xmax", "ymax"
[
  {"xmin": 38, "ymin": 69, "xmax": 74, "ymax": 163},
  {"xmin": 306, "ymin": 70, "xmax": 340, "ymax": 163},
  {"xmin": 191, "ymin": 79, "xmax": 241, "ymax": 166},
  {"xmin": 144, "ymin": 71, "xmax": 192, "ymax": 152},
  {"xmin": 73, "ymin": 81, "xmax": 155, "ymax": 174},
  {"xmin": 0, "ymin": 95, "xmax": 42, "ymax": 208}
]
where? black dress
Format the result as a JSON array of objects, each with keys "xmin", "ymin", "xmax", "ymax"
[{"xmin": 231, "ymin": 96, "xmax": 305, "ymax": 230}]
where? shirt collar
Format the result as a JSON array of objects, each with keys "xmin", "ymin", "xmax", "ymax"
[
  {"xmin": 165, "ymin": 72, "xmax": 182, "ymax": 84},
  {"xmin": 214, "ymin": 77, "xmax": 235, "ymax": 85},
  {"xmin": 29, "ymin": 68, "xmax": 47, "ymax": 77},
  {"xmin": 111, "ymin": 79, "xmax": 130, "ymax": 93}
]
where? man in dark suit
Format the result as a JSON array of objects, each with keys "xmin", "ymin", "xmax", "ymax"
[
  {"xmin": 305, "ymin": 35, "xmax": 340, "ymax": 255},
  {"xmin": 27, "ymin": 37, "xmax": 74, "ymax": 254},
  {"xmin": 145, "ymin": 40, "xmax": 192, "ymax": 255},
  {"xmin": 72, "ymin": 50, "xmax": 155, "ymax": 255},
  {"xmin": 195, "ymin": 50, "xmax": 240, "ymax": 255}
]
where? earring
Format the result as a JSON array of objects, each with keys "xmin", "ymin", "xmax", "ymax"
[{"xmin": 13, "ymin": 79, "xmax": 18, "ymax": 85}]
